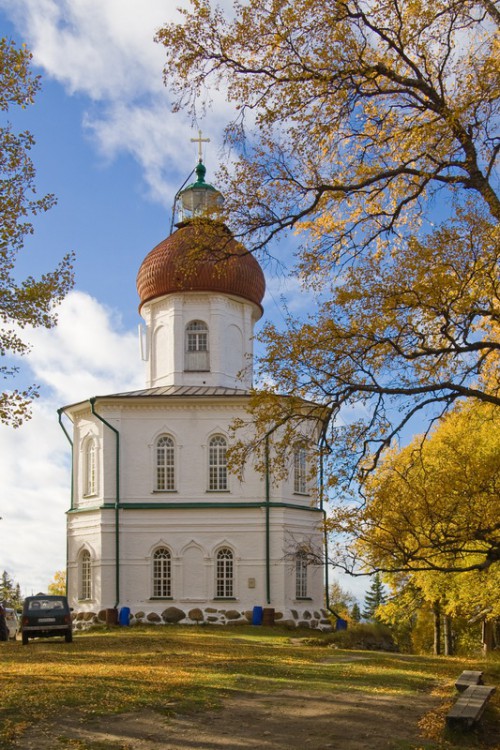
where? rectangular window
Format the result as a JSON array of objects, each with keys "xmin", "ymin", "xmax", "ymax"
[
  {"xmin": 156, "ymin": 452, "xmax": 175, "ymax": 491},
  {"xmin": 187, "ymin": 331, "xmax": 208, "ymax": 351},
  {"xmin": 80, "ymin": 552, "xmax": 92, "ymax": 600},
  {"xmin": 295, "ymin": 556, "xmax": 308, "ymax": 598},
  {"xmin": 209, "ymin": 439, "xmax": 228, "ymax": 491},
  {"xmin": 294, "ymin": 448, "xmax": 307, "ymax": 494},
  {"xmin": 216, "ymin": 551, "xmax": 233, "ymax": 597},
  {"xmin": 85, "ymin": 441, "xmax": 96, "ymax": 496},
  {"xmin": 153, "ymin": 550, "xmax": 171, "ymax": 597},
  {"xmin": 156, "ymin": 438, "xmax": 175, "ymax": 491},
  {"xmin": 185, "ymin": 322, "xmax": 210, "ymax": 371},
  {"xmin": 81, "ymin": 566, "xmax": 91, "ymax": 600}
]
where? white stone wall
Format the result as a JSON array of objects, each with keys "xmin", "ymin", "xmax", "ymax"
[
  {"xmin": 66, "ymin": 397, "xmax": 327, "ymax": 627},
  {"xmin": 68, "ymin": 505, "xmax": 326, "ymax": 626},
  {"xmin": 70, "ymin": 399, "xmax": 318, "ymax": 506}
]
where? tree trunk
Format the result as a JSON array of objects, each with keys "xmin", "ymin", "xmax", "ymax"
[
  {"xmin": 433, "ymin": 601, "xmax": 441, "ymax": 655},
  {"xmin": 482, "ymin": 619, "xmax": 494, "ymax": 654},
  {"xmin": 443, "ymin": 615, "xmax": 453, "ymax": 656}
]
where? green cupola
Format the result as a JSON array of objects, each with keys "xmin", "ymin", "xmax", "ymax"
[{"xmin": 178, "ymin": 160, "xmax": 224, "ymax": 221}]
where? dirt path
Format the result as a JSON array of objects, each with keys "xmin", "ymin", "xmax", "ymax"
[{"xmin": 18, "ymin": 689, "xmax": 442, "ymax": 750}]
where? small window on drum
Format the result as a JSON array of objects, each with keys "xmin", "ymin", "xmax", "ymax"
[{"xmin": 185, "ymin": 320, "xmax": 209, "ymax": 371}]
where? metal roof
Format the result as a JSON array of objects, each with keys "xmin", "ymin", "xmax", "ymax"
[
  {"xmin": 103, "ymin": 385, "xmax": 250, "ymax": 398},
  {"xmin": 61, "ymin": 385, "xmax": 252, "ymax": 412}
]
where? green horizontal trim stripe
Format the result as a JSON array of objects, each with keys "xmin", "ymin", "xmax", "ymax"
[{"xmin": 67, "ymin": 502, "xmax": 322, "ymax": 514}]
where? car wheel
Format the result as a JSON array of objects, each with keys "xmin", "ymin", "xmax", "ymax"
[
  {"xmin": 22, "ymin": 632, "xmax": 29, "ymax": 645},
  {"xmin": 65, "ymin": 630, "xmax": 73, "ymax": 643}
]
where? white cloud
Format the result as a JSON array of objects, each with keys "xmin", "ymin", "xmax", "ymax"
[
  {"xmin": 0, "ymin": 401, "xmax": 69, "ymax": 596},
  {"xmin": 1, "ymin": 0, "xmax": 170, "ymax": 100},
  {"xmin": 83, "ymin": 100, "xmax": 220, "ymax": 205},
  {"xmin": 1, "ymin": 0, "xmax": 239, "ymax": 202},
  {"xmin": 0, "ymin": 292, "xmax": 143, "ymax": 596},
  {"xmin": 25, "ymin": 290, "xmax": 143, "ymax": 403}
]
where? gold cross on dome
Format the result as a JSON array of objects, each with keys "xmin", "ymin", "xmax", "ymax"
[{"xmin": 191, "ymin": 129, "xmax": 210, "ymax": 161}]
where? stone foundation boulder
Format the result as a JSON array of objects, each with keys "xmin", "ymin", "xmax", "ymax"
[{"xmin": 162, "ymin": 606, "xmax": 186, "ymax": 623}]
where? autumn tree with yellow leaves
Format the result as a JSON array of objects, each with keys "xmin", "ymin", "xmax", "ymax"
[
  {"xmin": 336, "ymin": 401, "xmax": 500, "ymax": 574},
  {"xmin": 378, "ymin": 566, "xmax": 500, "ymax": 653},
  {"xmin": 337, "ymin": 401, "xmax": 500, "ymax": 651},
  {"xmin": 48, "ymin": 570, "xmax": 67, "ymax": 596},
  {"xmin": 0, "ymin": 39, "xmax": 73, "ymax": 427},
  {"xmin": 158, "ymin": 0, "xmax": 500, "ymax": 482}
]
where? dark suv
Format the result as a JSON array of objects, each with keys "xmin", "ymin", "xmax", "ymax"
[{"xmin": 21, "ymin": 594, "xmax": 73, "ymax": 645}]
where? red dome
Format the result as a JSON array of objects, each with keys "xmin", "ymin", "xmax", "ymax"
[{"xmin": 136, "ymin": 221, "xmax": 265, "ymax": 311}]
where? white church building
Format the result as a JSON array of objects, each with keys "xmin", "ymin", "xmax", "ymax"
[{"xmin": 59, "ymin": 157, "xmax": 330, "ymax": 629}]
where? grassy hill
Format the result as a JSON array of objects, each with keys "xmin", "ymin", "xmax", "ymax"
[{"xmin": 1, "ymin": 625, "xmax": 498, "ymax": 749}]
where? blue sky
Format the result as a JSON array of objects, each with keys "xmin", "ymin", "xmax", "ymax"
[{"xmin": 1, "ymin": 0, "xmax": 352, "ymax": 600}]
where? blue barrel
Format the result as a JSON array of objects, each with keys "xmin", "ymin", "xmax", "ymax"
[
  {"xmin": 252, "ymin": 606, "xmax": 263, "ymax": 625},
  {"xmin": 119, "ymin": 606, "xmax": 131, "ymax": 626},
  {"xmin": 335, "ymin": 617, "xmax": 348, "ymax": 631}
]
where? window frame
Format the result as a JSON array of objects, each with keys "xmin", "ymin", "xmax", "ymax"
[
  {"xmin": 84, "ymin": 437, "xmax": 97, "ymax": 497},
  {"xmin": 152, "ymin": 546, "xmax": 172, "ymax": 599},
  {"xmin": 295, "ymin": 552, "xmax": 308, "ymax": 599},
  {"xmin": 185, "ymin": 320, "xmax": 210, "ymax": 371},
  {"xmin": 293, "ymin": 445, "xmax": 308, "ymax": 495},
  {"xmin": 208, "ymin": 434, "xmax": 228, "ymax": 492},
  {"xmin": 155, "ymin": 434, "xmax": 176, "ymax": 492},
  {"xmin": 215, "ymin": 547, "xmax": 234, "ymax": 599},
  {"xmin": 79, "ymin": 549, "xmax": 92, "ymax": 601}
]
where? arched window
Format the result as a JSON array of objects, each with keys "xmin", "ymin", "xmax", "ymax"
[
  {"xmin": 295, "ymin": 552, "xmax": 308, "ymax": 598},
  {"xmin": 79, "ymin": 549, "xmax": 92, "ymax": 600},
  {"xmin": 155, "ymin": 435, "xmax": 175, "ymax": 491},
  {"xmin": 216, "ymin": 547, "xmax": 234, "ymax": 598},
  {"xmin": 185, "ymin": 320, "xmax": 209, "ymax": 371},
  {"xmin": 293, "ymin": 446, "xmax": 307, "ymax": 494},
  {"xmin": 208, "ymin": 435, "xmax": 228, "ymax": 491},
  {"xmin": 152, "ymin": 547, "xmax": 172, "ymax": 598},
  {"xmin": 84, "ymin": 438, "xmax": 96, "ymax": 496}
]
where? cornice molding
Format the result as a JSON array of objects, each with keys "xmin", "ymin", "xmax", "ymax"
[{"xmin": 67, "ymin": 501, "xmax": 322, "ymax": 513}]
